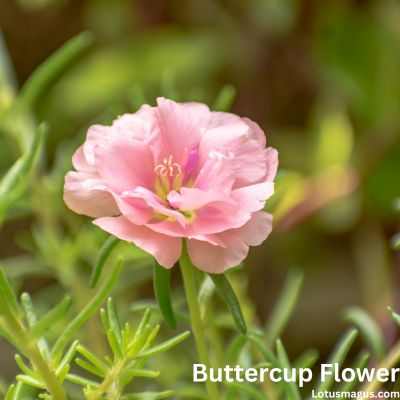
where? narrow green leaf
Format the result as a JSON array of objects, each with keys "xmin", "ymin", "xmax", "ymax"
[
  {"xmin": 276, "ymin": 339, "xmax": 301, "ymax": 400},
  {"xmin": 107, "ymin": 328, "xmax": 123, "ymax": 359},
  {"xmin": 265, "ymin": 268, "xmax": 303, "ymax": 345},
  {"xmin": 122, "ymin": 391, "xmax": 174, "ymax": 400},
  {"xmin": 56, "ymin": 340, "xmax": 79, "ymax": 376},
  {"xmin": 138, "ymin": 331, "xmax": 190, "ymax": 358},
  {"xmin": 0, "ymin": 318, "xmax": 14, "ymax": 345},
  {"xmin": 100, "ymin": 308, "xmax": 109, "ymax": 332},
  {"xmin": 293, "ymin": 349, "xmax": 319, "ymax": 369},
  {"xmin": 339, "ymin": 351, "xmax": 370, "ymax": 392},
  {"xmin": 16, "ymin": 375, "xmax": 44, "ymax": 389},
  {"xmin": 56, "ymin": 364, "xmax": 70, "ymax": 383},
  {"xmin": 213, "ymin": 84, "xmax": 236, "ymax": 111},
  {"xmin": 5, "ymin": 383, "xmax": 16, "ymax": 400},
  {"xmin": 209, "ymin": 273, "xmax": 247, "ymax": 334},
  {"xmin": 153, "ymin": 262, "xmax": 176, "ymax": 329},
  {"xmin": 227, "ymin": 334, "xmax": 247, "ymax": 363},
  {"xmin": 122, "ymin": 369, "xmax": 160, "ymax": 381},
  {"xmin": 75, "ymin": 357, "xmax": 104, "ymax": 378},
  {"xmin": 248, "ymin": 333, "xmax": 279, "ymax": 365},
  {"xmin": 8, "ymin": 382, "xmax": 34, "ymax": 400},
  {"xmin": 20, "ymin": 293, "xmax": 37, "ymax": 326},
  {"xmin": 20, "ymin": 293, "xmax": 49, "ymax": 358},
  {"xmin": 343, "ymin": 307, "xmax": 385, "ymax": 358},
  {"xmin": 141, "ymin": 324, "xmax": 161, "ymax": 352},
  {"xmin": 225, "ymin": 382, "xmax": 266, "ymax": 400},
  {"xmin": 18, "ymin": 32, "xmax": 93, "ymax": 109},
  {"xmin": 0, "ymin": 269, "xmax": 20, "ymax": 317},
  {"xmin": 127, "ymin": 323, "xmax": 153, "ymax": 359},
  {"xmin": 134, "ymin": 309, "xmax": 152, "ymax": 342},
  {"xmin": 76, "ymin": 344, "xmax": 108, "ymax": 375},
  {"xmin": 52, "ymin": 259, "xmax": 123, "ymax": 360},
  {"xmin": 106, "ymin": 297, "xmax": 122, "ymax": 344},
  {"xmin": 0, "ymin": 123, "xmax": 46, "ymax": 221},
  {"xmin": 14, "ymin": 355, "xmax": 35, "ymax": 377},
  {"xmin": 315, "ymin": 329, "xmax": 358, "ymax": 392},
  {"xmin": 90, "ymin": 236, "xmax": 120, "ymax": 287},
  {"xmin": 198, "ymin": 276, "xmax": 215, "ymax": 319},
  {"xmin": 32, "ymin": 296, "xmax": 72, "ymax": 338}
]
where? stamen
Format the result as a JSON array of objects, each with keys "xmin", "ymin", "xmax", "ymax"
[{"xmin": 154, "ymin": 155, "xmax": 182, "ymax": 177}]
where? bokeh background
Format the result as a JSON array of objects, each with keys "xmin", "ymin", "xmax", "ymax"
[{"xmin": 1, "ymin": 0, "xmax": 400, "ymax": 387}]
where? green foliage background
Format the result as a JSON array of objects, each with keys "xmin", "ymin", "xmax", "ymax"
[{"xmin": 0, "ymin": 0, "xmax": 400, "ymax": 398}]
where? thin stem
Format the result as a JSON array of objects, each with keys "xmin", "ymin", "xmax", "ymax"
[
  {"xmin": 6, "ymin": 318, "xmax": 66, "ymax": 400},
  {"xmin": 180, "ymin": 243, "xmax": 220, "ymax": 400},
  {"xmin": 87, "ymin": 361, "xmax": 124, "ymax": 400}
]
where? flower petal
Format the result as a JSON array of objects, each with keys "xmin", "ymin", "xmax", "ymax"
[
  {"xmin": 113, "ymin": 105, "xmax": 160, "ymax": 143},
  {"xmin": 187, "ymin": 211, "xmax": 272, "ymax": 273},
  {"xmin": 187, "ymin": 236, "xmax": 248, "ymax": 274},
  {"xmin": 199, "ymin": 115, "xmax": 270, "ymax": 187},
  {"xmin": 237, "ymin": 211, "xmax": 273, "ymax": 246},
  {"xmin": 156, "ymin": 97, "xmax": 210, "ymax": 164},
  {"xmin": 167, "ymin": 188, "xmax": 233, "ymax": 211},
  {"xmin": 232, "ymin": 181, "xmax": 274, "ymax": 213},
  {"xmin": 95, "ymin": 137, "xmax": 155, "ymax": 192},
  {"xmin": 265, "ymin": 147, "xmax": 279, "ymax": 182},
  {"xmin": 94, "ymin": 216, "xmax": 182, "ymax": 268},
  {"xmin": 83, "ymin": 125, "xmax": 112, "ymax": 166},
  {"xmin": 111, "ymin": 194, "xmax": 153, "ymax": 225},
  {"xmin": 63, "ymin": 171, "xmax": 118, "ymax": 218},
  {"xmin": 72, "ymin": 146, "xmax": 94, "ymax": 172},
  {"xmin": 123, "ymin": 187, "xmax": 187, "ymax": 226}
]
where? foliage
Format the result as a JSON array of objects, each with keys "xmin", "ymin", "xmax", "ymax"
[{"xmin": 1, "ymin": 1, "xmax": 400, "ymax": 399}]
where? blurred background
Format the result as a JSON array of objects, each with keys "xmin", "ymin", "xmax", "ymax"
[{"xmin": 1, "ymin": 0, "xmax": 400, "ymax": 387}]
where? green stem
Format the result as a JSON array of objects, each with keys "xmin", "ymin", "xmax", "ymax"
[
  {"xmin": 25, "ymin": 341, "xmax": 66, "ymax": 400},
  {"xmin": 180, "ymin": 244, "xmax": 220, "ymax": 400},
  {"xmin": 87, "ymin": 361, "xmax": 124, "ymax": 400},
  {"xmin": 7, "ymin": 318, "xmax": 66, "ymax": 400}
]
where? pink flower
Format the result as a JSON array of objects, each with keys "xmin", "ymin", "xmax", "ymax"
[{"xmin": 64, "ymin": 98, "xmax": 278, "ymax": 273}]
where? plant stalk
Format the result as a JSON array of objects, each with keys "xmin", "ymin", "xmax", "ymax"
[
  {"xmin": 7, "ymin": 318, "xmax": 66, "ymax": 400},
  {"xmin": 180, "ymin": 243, "xmax": 220, "ymax": 400}
]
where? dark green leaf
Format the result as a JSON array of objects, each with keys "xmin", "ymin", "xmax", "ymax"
[
  {"xmin": 339, "ymin": 351, "xmax": 370, "ymax": 392},
  {"xmin": 52, "ymin": 259, "xmax": 123, "ymax": 361},
  {"xmin": 213, "ymin": 85, "xmax": 236, "ymax": 111},
  {"xmin": 0, "ymin": 268, "xmax": 20, "ymax": 318},
  {"xmin": 265, "ymin": 268, "xmax": 303, "ymax": 345},
  {"xmin": 343, "ymin": 307, "xmax": 385, "ymax": 358},
  {"xmin": 106, "ymin": 297, "xmax": 122, "ymax": 345},
  {"xmin": 138, "ymin": 331, "xmax": 190, "ymax": 358},
  {"xmin": 31, "ymin": 296, "xmax": 72, "ymax": 338},
  {"xmin": 19, "ymin": 32, "xmax": 93, "ymax": 109},
  {"xmin": 153, "ymin": 262, "xmax": 176, "ymax": 329},
  {"xmin": 90, "ymin": 236, "xmax": 120, "ymax": 288},
  {"xmin": 276, "ymin": 339, "xmax": 301, "ymax": 400},
  {"xmin": 210, "ymin": 273, "xmax": 247, "ymax": 334},
  {"xmin": 315, "ymin": 329, "xmax": 358, "ymax": 392}
]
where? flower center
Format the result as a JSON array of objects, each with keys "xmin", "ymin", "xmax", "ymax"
[
  {"xmin": 154, "ymin": 155, "xmax": 182, "ymax": 177},
  {"xmin": 154, "ymin": 155, "xmax": 183, "ymax": 199}
]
